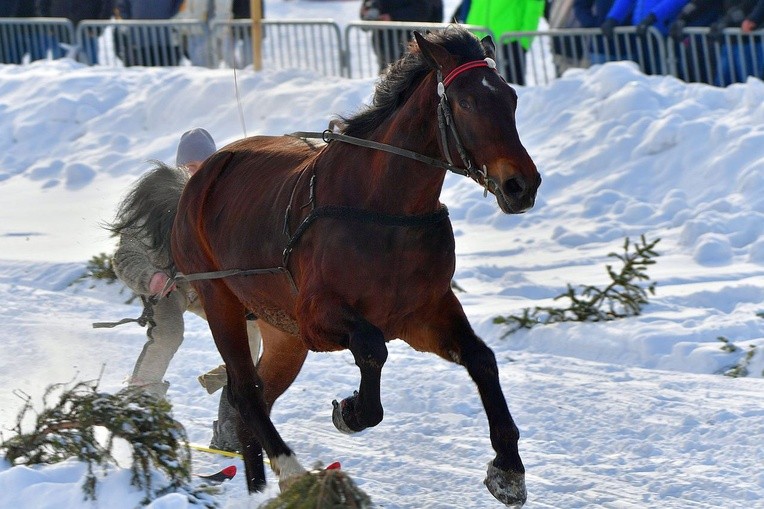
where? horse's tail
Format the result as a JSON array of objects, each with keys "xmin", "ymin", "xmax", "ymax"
[{"xmin": 106, "ymin": 161, "xmax": 189, "ymax": 269}]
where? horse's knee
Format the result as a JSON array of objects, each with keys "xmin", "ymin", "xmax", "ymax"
[
  {"xmin": 349, "ymin": 321, "xmax": 388, "ymax": 371},
  {"xmin": 462, "ymin": 340, "xmax": 498, "ymax": 374}
]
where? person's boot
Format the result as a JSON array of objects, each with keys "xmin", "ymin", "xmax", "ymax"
[
  {"xmin": 209, "ymin": 386, "xmax": 242, "ymax": 453},
  {"xmin": 126, "ymin": 379, "xmax": 170, "ymax": 399}
]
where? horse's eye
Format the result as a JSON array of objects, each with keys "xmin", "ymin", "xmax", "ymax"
[{"xmin": 458, "ymin": 99, "xmax": 471, "ymax": 110}]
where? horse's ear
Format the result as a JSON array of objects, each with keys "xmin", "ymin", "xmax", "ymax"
[
  {"xmin": 481, "ymin": 35, "xmax": 496, "ymax": 60},
  {"xmin": 414, "ymin": 31, "xmax": 451, "ymax": 71}
]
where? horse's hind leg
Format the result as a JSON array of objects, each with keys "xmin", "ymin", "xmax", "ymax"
[
  {"xmin": 406, "ymin": 292, "xmax": 526, "ymax": 507},
  {"xmin": 198, "ymin": 282, "xmax": 305, "ymax": 492},
  {"xmin": 256, "ymin": 321, "xmax": 309, "ymax": 410},
  {"xmin": 331, "ymin": 318, "xmax": 388, "ymax": 434}
]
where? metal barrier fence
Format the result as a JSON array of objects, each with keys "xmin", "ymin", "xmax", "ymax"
[
  {"xmin": 515, "ymin": 26, "xmax": 669, "ymax": 86},
  {"xmin": 515, "ymin": 26, "xmax": 763, "ymax": 87},
  {"xmin": 668, "ymin": 27, "xmax": 764, "ymax": 86},
  {"xmin": 0, "ymin": 17, "xmax": 74, "ymax": 64},
  {"xmin": 210, "ymin": 19, "xmax": 343, "ymax": 76},
  {"xmin": 3, "ymin": 17, "xmax": 764, "ymax": 88},
  {"xmin": 343, "ymin": 21, "xmax": 492, "ymax": 79},
  {"xmin": 77, "ymin": 19, "xmax": 210, "ymax": 67}
]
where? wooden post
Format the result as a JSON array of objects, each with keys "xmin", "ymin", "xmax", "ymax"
[{"xmin": 250, "ymin": 0, "xmax": 263, "ymax": 70}]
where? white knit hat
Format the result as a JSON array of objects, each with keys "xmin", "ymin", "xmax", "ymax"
[{"xmin": 176, "ymin": 128, "xmax": 216, "ymax": 166}]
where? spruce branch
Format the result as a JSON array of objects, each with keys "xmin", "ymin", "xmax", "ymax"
[
  {"xmin": 72, "ymin": 252, "xmax": 137, "ymax": 303},
  {"xmin": 494, "ymin": 236, "xmax": 660, "ymax": 336},
  {"xmin": 0, "ymin": 379, "xmax": 215, "ymax": 507}
]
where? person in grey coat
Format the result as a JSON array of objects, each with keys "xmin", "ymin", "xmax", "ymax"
[{"xmin": 111, "ymin": 128, "xmax": 261, "ymax": 452}]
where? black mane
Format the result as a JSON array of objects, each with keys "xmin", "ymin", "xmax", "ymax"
[{"xmin": 341, "ymin": 26, "xmax": 488, "ymax": 138}]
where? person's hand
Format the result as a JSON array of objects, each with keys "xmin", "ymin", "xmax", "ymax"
[
  {"xmin": 601, "ymin": 18, "xmax": 618, "ymax": 39},
  {"xmin": 636, "ymin": 13, "xmax": 658, "ymax": 37},
  {"xmin": 149, "ymin": 272, "xmax": 175, "ymax": 297},
  {"xmin": 669, "ymin": 19, "xmax": 686, "ymax": 41},
  {"xmin": 742, "ymin": 19, "xmax": 757, "ymax": 33}
]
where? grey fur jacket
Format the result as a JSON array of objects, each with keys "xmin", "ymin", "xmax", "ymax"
[{"xmin": 113, "ymin": 227, "xmax": 172, "ymax": 296}]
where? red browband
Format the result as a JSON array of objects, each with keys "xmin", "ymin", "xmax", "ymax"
[{"xmin": 442, "ymin": 59, "xmax": 493, "ymax": 88}]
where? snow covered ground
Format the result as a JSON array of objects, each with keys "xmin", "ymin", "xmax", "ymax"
[{"xmin": 1, "ymin": 1, "xmax": 763, "ymax": 508}]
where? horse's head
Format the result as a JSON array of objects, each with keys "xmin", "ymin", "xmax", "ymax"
[{"xmin": 415, "ymin": 30, "xmax": 541, "ymax": 214}]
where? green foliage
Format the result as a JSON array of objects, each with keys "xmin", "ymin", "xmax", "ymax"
[
  {"xmin": 494, "ymin": 236, "xmax": 660, "ymax": 337},
  {"xmin": 0, "ymin": 379, "xmax": 215, "ymax": 507},
  {"xmin": 73, "ymin": 252, "xmax": 137, "ymax": 303},
  {"xmin": 717, "ymin": 336, "xmax": 738, "ymax": 353},
  {"xmin": 79, "ymin": 252, "xmax": 119, "ymax": 284},
  {"xmin": 717, "ymin": 336, "xmax": 760, "ymax": 378},
  {"xmin": 260, "ymin": 466, "xmax": 372, "ymax": 509}
]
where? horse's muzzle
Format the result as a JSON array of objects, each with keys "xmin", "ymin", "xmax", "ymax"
[{"xmin": 493, "ymin": 172, "xmax": 541, "ymax": 214}]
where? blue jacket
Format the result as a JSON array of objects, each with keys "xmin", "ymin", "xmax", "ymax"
[
  {"xmin": 606, "ymin": 0, "xmax": 689, "ymax": 34},
  {"xmin": 746, "ymin": 0, "xmax": 764, "ymax": 23}
]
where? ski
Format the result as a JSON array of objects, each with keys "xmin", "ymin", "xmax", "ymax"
[
  {"xmin": 189, "ymin": 442, "xmax": 341, "ymax": 472},
  {"xmin": 188, "ymin": 442, "xmax": 244, "ymax": 459},
  {"xmin": 197, "ymin": 465, "xmax": 237, "ymax": 483}
]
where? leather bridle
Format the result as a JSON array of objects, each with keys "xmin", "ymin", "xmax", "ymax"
[{"xmin": 437, "ymin": 57, "xmax": 500, "ymax": 197}]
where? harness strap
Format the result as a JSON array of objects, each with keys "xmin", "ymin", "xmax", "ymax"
[
  {"xmin": 165, "ymin": 266, "xmax": 295, "ymax": 295},
  {"xmin": 288, "ymin": 130, "xmax": 472, "ymax": 179},
  {"xmin": 442, "ymin": 59, "xmax": 493, "ymax": 87},
  {"xmin": 290, "ymin": 58, "xmax": 498, "ymax": 189},
  {"xmin": 283, "ymin": 204, "xmax": 450, "ymax": 266}
]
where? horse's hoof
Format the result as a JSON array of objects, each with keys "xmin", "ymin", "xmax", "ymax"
[
  {"xmin": 484, "ymin": 461, "xmax": 527, "ymax": 507},
  {"xmin": 331, "ymin": 391, "xmax": 364, "ymax": 434}
]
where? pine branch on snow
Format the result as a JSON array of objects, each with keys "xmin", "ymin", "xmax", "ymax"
[
  {"xmin": 494, "ymin": 236, "xmax": 660, "ymax": 336},
  {"xmin": 0, "ymin": 379, "xmax": 215, "ymax": 507}
]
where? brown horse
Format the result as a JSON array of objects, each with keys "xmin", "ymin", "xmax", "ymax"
[{"xmin": 171, "ymin": 27, "xmax": 540, "ymax": 506}]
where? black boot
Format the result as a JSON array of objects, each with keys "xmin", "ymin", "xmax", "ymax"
[{"xmin": 209, "ymin": 386, "xmax": 241, "ymax": 453}]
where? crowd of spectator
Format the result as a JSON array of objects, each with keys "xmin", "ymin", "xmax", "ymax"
[
  {"xmin": 0, "ymin": 0, "xmax": 262, "ymax": 67},
  {"xmin": 1, "ymin": 0, "xmax": 763, "ymax": 86},
  {"xmin": 550, "ymin": 0, "xmax": 764, "ymax": 85}
]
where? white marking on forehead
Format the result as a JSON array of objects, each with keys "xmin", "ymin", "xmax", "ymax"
[{"xmin": 482, "ymin": 77, "xmax": 497, "ymax": 93}]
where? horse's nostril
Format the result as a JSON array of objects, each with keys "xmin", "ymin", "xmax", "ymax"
[{"xmin": 503, "ymin": 176, "xmax": 525, "ymax": 198}]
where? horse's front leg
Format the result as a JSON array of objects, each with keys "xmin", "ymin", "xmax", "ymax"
[
  {"xmin": 406, "ymin": 292, "xmax": 526, "ymax": 507},
  {"xmin": 300, "ymin": 294, "xmax": 388, "ymax": 434},
  {"xmin": 332, "ymin": 318, "xmax": 388, "ymax": 433}
]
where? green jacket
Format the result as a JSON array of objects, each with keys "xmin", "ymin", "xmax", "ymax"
[{"xmin": 466, "ymin": 0, "xmax": 545, "ymax": 49}]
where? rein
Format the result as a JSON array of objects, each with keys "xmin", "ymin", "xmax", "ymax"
[
  {"xmin": 289, "ymin": 130, "xmax": 473, "ymax": 179},
  {"xmin": 291, "ymin": 57, "xmax": 499, "ymax": 198}
]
